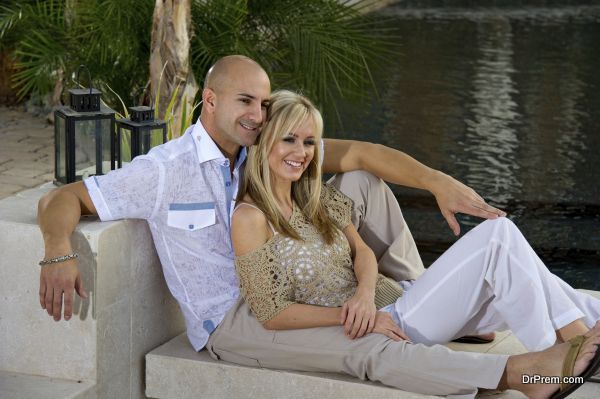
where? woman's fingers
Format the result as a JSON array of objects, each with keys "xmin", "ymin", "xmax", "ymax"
[
  {"xmin": 353, "ymin": 315, "xmax": 371, "ymax": 339},
  {"xmin": 340, "ymin": 303, "xmax": 349, "ymax": 325},
  {"xmin": 392, "ymin": 326, "xmax": 411, "ymax": 342},
  {"xmin": 344, "ymin": 309, "xmax": 356, "ymax": 335},
  {"xmin": 370, "ymin": 311, "xmax": 412, "ymax": 342},
  {"xmin": 367, "ymin": 313, "xmax": 375, "ymax": 334},
  {"xmin": 385, "ymin": 330, "xmax": 402, "ymax": 341}
]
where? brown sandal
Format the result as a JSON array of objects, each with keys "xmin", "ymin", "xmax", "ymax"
[{"xmin": 550, "ymin": 335, "xmax": 600, "ymax": 399}]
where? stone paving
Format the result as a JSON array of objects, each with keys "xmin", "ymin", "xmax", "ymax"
[{"xmin": 0, "ymin": 106, "xmax": 54, "ymax": 200}]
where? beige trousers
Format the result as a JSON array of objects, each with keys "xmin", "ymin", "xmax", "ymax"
[
  {"xmin": 207, "ymin": 171, "xmax": 508, "ymax": 397},
  {"xmin": 328, "ymin": 170, "xmax": 425, "ymax": 281}
]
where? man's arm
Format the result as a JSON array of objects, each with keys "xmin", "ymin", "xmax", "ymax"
[
  {"xmin": 322, "ymin": 139, "xmax": 506, "ymax": 235},
  {"xmin": 37, "ymin": 182, "xmax": 96, "ymax": 321}
]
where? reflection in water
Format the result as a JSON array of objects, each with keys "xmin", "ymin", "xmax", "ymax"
[
  {"xmin": 463, "ymin": 18, "xmax": 521, "ymax": 208},
  {"xmin": 332, "ymin": 5, "xmax": 600, "ymax": 289}
]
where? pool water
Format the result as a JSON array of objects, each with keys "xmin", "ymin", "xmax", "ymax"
[{"xmin": 332, "ymin": 3, "xmax": 600, "ymax": 289}]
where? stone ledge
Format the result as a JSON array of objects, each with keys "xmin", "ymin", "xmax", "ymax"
[
  {"xmin": 146, "ymin": 334, "xmax": 439, "ymax": 399},
  {"xmin": 146, "ymin": 334, "xmax": 533, "ymax": 399},
  {"xmin": 0, "ymin": 371, "xmax": 95, "ymax": 399},
  {"xmin": 0, "ymin": 185, "xmax": 186, "ymax": 398},
  {"xmin": 147, "ymin": 292, "xmax": 600, "ymax": 399}
]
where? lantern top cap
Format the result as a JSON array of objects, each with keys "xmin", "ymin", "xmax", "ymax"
[
  {"xmin": 129, "ymin": 106, "xmax": 155, "ymax": 122},
  {"xmin": 129, "ymin": 106, "xmax": 152, "ymax": 112},
  {"xmin": 68, "ymin": 65, "xmax": 102, "ymax": 112},
  {"xmin": 69, "ymin": 88, "xmax": 101, "ymax": 95}
]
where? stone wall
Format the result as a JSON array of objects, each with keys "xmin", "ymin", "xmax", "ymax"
[{"xmin": 0, "ymin": 185, "xmax": 186, "ymax": 398}]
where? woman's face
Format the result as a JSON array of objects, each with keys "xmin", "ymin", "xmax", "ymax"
[{"xmin": 267, "ymin": 117, "xmax": 316, "ymax": 185}]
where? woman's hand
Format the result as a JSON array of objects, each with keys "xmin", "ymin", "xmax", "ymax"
[
  {"xmin": 372, "ymin": 311, "xmax": 411, "ymax": 342},
  {"xmin": 341, "ymin": 288, "xmax": 377, "ymax": 339}
]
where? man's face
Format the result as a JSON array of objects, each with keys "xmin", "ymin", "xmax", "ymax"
[{"xmin": 211, "ymin": 70, "xmax": 271, "ymax": 149}]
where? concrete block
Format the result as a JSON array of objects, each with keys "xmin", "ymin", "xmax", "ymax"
[
  {"xmin": 0, "ymin": 219, "xmax": 97, "ymax": 381},
  {"xmin": 146, "ymin": 335, "xmax": 438, "ymax": 399},
  {"xmin": 131, "ymin": 282, "xmax": 185, "ymax": 399},
  {"xmin": 96, "ymin": 298, "xmax": 131, "ymax": 399},
  {"xmin": 0, "ymin": 371, "xmax": 95, "ymax": 399},
  {"xmin": 146, "ymin": 334, "xmax": 533, "ymax": 399},
  {"xmin": 93, "ymin": 221, "xmax": 133, "ymax": 310},
  {"xmin": 1, "ymin": 185, "xmax": 186, "ymax": 398}
]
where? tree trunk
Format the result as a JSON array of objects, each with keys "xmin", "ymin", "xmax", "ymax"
[{"xmin": 149, "ymin": 0, "xmax": 198, "ymax": 138}]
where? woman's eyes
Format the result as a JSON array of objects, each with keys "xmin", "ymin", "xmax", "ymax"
[{"xmin": 283, "ymin": 137, "xmax": 315, "ymax": 146}]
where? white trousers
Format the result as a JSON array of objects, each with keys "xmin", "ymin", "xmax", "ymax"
[{"xmin": 385, "ymin": 217, "xmax": 600, "ymax": 351}]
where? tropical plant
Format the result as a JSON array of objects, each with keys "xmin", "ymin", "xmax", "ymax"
[
  {"xmin": 1, "ymin": 0, "xmax": 399, "ymax": 130},
  {"xmin": 0, "ymin": 0, "xmax": 153, "ymax": 106},
  {"xmin": 190, "ymin": 0, "xmax": 400, "ymax": 128}
]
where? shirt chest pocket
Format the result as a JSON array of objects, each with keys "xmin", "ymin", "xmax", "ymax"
[{"xmin": 167, "ymin": 202, "xmax": 216, "ymax": 231}]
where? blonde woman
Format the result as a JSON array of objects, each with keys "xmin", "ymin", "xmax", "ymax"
[{"xmin": 230, "ymin": 90, "xmax": 600, "ymax": 399}]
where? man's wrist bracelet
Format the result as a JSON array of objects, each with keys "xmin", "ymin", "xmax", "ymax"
[{"xmin": 39, "ymin": 253, "xmax": 79, "ymax": 267}]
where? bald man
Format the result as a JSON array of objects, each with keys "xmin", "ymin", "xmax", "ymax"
[{"xmin": 37, "ymin": 55, "xmax": 590, "ymax": 398}]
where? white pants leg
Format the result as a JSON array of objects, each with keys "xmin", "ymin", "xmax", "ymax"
[{"xmin": 390, "ymin": 217, "xmax": 600, "ymax": 351}]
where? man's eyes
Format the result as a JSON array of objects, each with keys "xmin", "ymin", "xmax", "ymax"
[{"xmin": 238, "ymin": 98, "xmax": 268, "ymax": 108}]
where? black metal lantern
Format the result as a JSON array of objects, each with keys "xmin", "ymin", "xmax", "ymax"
[
  {"xmin": 54, "ymin": 66, "xmax": 116, "ymax": 184},
  {"xmin": 115, "ymin": 106, "xmax": 167, "ymax": 167}
]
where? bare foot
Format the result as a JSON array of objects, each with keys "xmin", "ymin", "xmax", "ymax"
[
  {"xmin": 506, "ymin": 321, "xmax": 600, "ymax": 399},
  {"xmin": 477, "ymin": 332, "xmax": 496, "ymax": 341}
]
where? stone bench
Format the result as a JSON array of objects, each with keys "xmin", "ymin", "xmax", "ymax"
[
  {"xmin": 145, "ymin": 325, "xmax": 600, "ymax": 399},
  {"xmin": 2, "ymin": 185, "xmax": 599, "ymax": 398},
  {"xmin": 0, "ymin": 185, "xmax": 185, "ymax": 399}
]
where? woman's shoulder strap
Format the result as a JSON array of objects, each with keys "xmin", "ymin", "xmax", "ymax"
[{"xmin": 232, "ymin": 202, "xmax": 276, "ymax": 234}]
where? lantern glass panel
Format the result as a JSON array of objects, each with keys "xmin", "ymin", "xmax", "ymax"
[
  {"xmin": 73, "ymin": 118, "xmax": 113, "ymax": 179},
  {"xmin": 119, "ymin": 125, "xmax": 134, "ymax": 165},
  {"xmin": 55, "ymin": 113, "xmax": 67, "ymax": 183},
  {"xmin": 141, "ymin": 127, "xmax": 167, "ymax": 155}
]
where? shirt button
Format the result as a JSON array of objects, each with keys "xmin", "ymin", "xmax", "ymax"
[
  {"xmin": 189, "ymin": 224, "xmax": 194, "ymax": 229},
  {"xmin": 225, "ymin": 182, "xmax": 231, "ymax": 187}
]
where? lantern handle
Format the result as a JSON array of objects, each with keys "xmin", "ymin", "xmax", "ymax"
[{"xmin": 76, "ymin": 65, "xmax": 93, "ymax": 95}]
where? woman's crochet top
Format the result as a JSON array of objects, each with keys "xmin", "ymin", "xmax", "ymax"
[{"xmin": 235, "ymin": 184, "xmax": 403, "ymax": 323}]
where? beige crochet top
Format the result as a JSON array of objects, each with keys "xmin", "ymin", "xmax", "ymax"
[{"xmin": 234, "ymin": 184, "xmax": 403, "ymax": 323}]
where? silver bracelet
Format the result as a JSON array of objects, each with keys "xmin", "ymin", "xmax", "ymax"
[{"xmin": 39, "ymin": 253, "xmax": 79, "ymax": 267}]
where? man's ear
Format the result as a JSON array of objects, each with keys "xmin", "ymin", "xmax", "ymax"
[{"xmin": 202, "ymin": 88, "xmax": 216, "ymax": 112}]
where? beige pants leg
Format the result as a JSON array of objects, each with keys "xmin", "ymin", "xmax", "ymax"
[
  {"xmin": 208, "ymin": 299, "xmax": 508, "ymax": 397},
  {"xmin": 329, "ymin": 170, "xmax": 425, "ymax": 281}
]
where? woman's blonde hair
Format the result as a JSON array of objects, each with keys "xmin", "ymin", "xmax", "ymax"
[{"xmin": 237, "ymin": 90, "xmax": 337, "ymax": 244}]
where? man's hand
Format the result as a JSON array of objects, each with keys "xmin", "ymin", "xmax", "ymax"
[
  {"xmin": 341, "ymin": 289, "xmax": 377, "ymax": 339},
  {"xmin": 429, "ymin": 171, "xmax": 506, "ymax": 236},
  {"xmin": 39, "ymin": 259, "xmax": 87, "ymax": 321},
  {"xmin": 372, "ymin": 311, "xmax": 411, "ymax": 342}
]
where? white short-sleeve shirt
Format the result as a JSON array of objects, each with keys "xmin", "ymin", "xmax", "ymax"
[{"xmin": 85, "ymin": 121, "xmax": 247, "ymax": 350}]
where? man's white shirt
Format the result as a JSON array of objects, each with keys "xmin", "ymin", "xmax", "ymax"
[{"xmin": 85, "ymin": 121, "xmax": 247, "ymax": 351}]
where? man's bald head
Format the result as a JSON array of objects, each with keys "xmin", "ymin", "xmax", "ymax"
[
  {"xmin": 204, "ymin": 55, "xmax": 269, "ymax": 93},
  {"xmin": 200, "ymin": 55, "xmax": 271, "ymax": 156}
]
